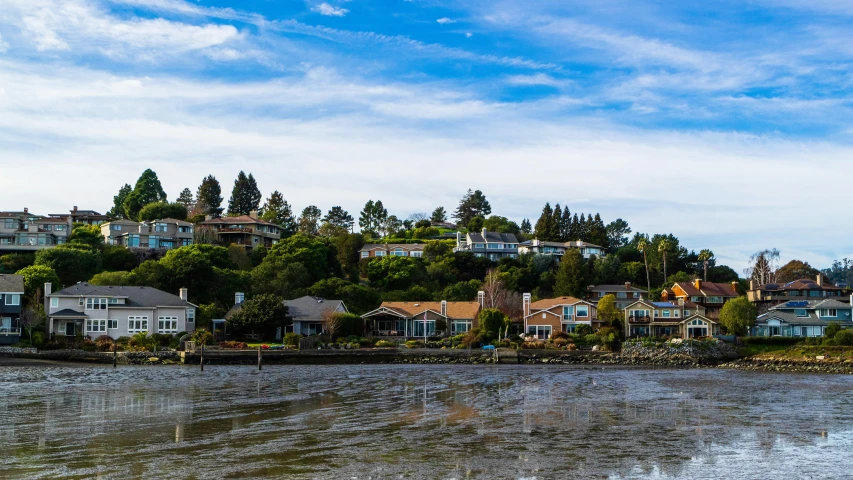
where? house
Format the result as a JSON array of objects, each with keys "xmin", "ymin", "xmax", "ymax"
[
  {"xmin": 361, "ymin": 294, "xmax": 483, "ymax": 338},
  {"xmin": 587, "ymin": 282, "xmax": 647, "ymax": 310},
  {"xmin": 522, "ymin": 293, "xmax": 599, "ymax": 339},
  {"xmin": 44, "ymin": 282, "xmax": 196, "ymax": 338},
  {"xmin": 199, "ymin": 211, "xmax": 280, "ymax": 250},
  {"xmin": 454, "ymin": 229, "xmax": 519, "ymax": 261},
  {"xmin": 751, "ymin": 298, "xmax": 853, "ymax": 337},
  {"xmin": 226, "ymin": 293, "xmax": 349, "ymax": 336},
  {"xmin": 747, "ymin": 275, "xmax": 851, "ymax": 312},
  {"xmin": 101, "ymin": 218, "xmax": 193, "ymax": 250},
  {"xmin": 624, "ymin": 299, "xmax": 716, "ymax": 338},
  {"xmin": 359, "ymin": 243, "xmax": 425, "ymax": 259},
  {"xmin": 665, "ymin": 280, "xmax": 739, "ymax": 317},
  {"xmin": 0, "ymin": 274, "xmax": 24, "ymax": 345},
  {"xmin": 0, "ymin": 208, "xmax": 67, "ymax": 251},
  {"xmin": 517, "ymin": 239, "xmax": 606, "ymax": 259}
]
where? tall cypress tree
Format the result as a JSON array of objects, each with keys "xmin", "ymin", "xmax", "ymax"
[
  {"xmin": 570, "ymin": 213, "xmax": 580, "ymax": 240},
  {"xmin": 259, "ymin": 190, "xmax": 297, "ymax": 237},
  {"xmin": 534, "ymin": 203, "xmax": 553, "ymax": 240},
  {"xmin": 245, "ymin": 173, "xmax": 262, "ymax": 213},
  {"xmin": 196, "ymin": 175, "xmax": 223, "ymax": 216},
  {"xmin": 227, "ymin": 171, "xmax": 261, "ymax": 216},
  {"xmin": 577, "ymin": 213, "xmax": 587, "ymax": 241},
  {"xmin": 561, "ymin": 206, "xmax": 571, "ymax": 242},
  {"xmin": 550, "ymin": 204, "xmax": 562, "ymax": 242},
  {"xmin": 107, "ymin": 184, "xmax": 132, "ymax": 219}
]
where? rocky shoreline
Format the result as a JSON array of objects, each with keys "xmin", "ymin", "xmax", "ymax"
[{"xmin": 719, "ymin": 357, "xmax": 853, "ymax": 374}]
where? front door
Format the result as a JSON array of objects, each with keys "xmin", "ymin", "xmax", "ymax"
[{"xmin": 65, "ymin": 322, "xmax": 76, "ymax": 336}]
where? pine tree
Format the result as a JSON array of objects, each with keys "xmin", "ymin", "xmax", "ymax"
[
  {"xmin": 259, "ymin": 191, "xmax": 297, "ymax": 237},
  {"xmin": 570, "ymin": 213, "xmax": 580, "ymax": 240},
  {"xmin": 359, "ymin": 200, "xmax": 388, "ymax": 237},
  {"xmin": 520, "ymin": 218, "xmax": 532, "ymax": 235},
  {"xmin": 176, "ymin": 188, "xmax": 194, "ymax": 209},
  {"xmin": 534, "ymin": 203, "xmax": 553, "ymax": 240},
  {"xmin": 196, "ymin": 175, "xmax": 223, "ymax": 216},
  {"xmin": 321, "ymin": 206, "xmax": 354, "ymax": 236},
  {"xmin": 246, "ymin": 173, "xmax": 262, "ymax": 212},
  {"xmin": 430, "ymin": 207, "xmax": 447, "ymax": 223},
  {"xmin": 298, "ymin": 206, "xmax": 322, "ymax": 236},
  {"xmin": 589, "ymin": 213, "xmax": 607, "ymax": 247},
  {"xmin": 550, "ymin": 204, "xmax": 562, "ymax": 242},
  {"xmin": 107, "ymin": 184, "xmax": 132, "ymax": 219},
  {"xmin": 452, "ymin": 189, "xmax": 491, "ymax": 227},
  {"xmin": 554, "ymin": 249, "xmax": 590, "ymax": 298},
  {"xmin": 227, "ymin": 171, "xmax": 262, "ymax": 216},
  {"xmin": 560, "ymin": 206, "xmax": 571, "ymax": 242},
  {"xmin": 123, "ymin": 169, "xmax": 167, "ymax": 220},
  {"xmin": 577, "ymin": 213, "xmax": 587, "ymax": 241}
]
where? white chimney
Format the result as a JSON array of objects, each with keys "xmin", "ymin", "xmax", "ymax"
[
  {"xmin": 477, "ymin": 291, "xmax": 485, "ymax": 308},
  {"xmin": 441, "ymin": 300, "xmax": 447, "ymax": 316},
  {"xmin": 179, "ymin": 287, "xmax": 188, "ymax": 301},
  {"xmin": 235, "ymin": 292, "xmax": 245, "ymax": 305},
  {"xmin": 44, "ymin": 282, "xmax": 52, "ymax": 313},
  {"xmin": 523, "ymin": 293, "xmax": 531, "ymax": 318}
]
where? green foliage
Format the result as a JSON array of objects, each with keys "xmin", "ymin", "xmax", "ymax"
[
  {"xmin": 482, "ymin": 215, "xmax": 520, "ymax": 235},
  {"xmin": 667, "ymin": 271, "xmax": 693, "ymax": 284},
  {"xmin": 366, "ymin": 255, "xmax": 424, "ymax": 290},
  {"xmin": 320, "ymin": 206, "xmax": 354, "ymax": 236},
  {"xmin": 128, "ymin": 332, "xmax": 157, "ymax": 351},
  {"xmin": 283, "ymin": 332, "xmax": 300, "ymax": 347},
  {"xmin": 34, "ymin": 245, "xmax": 100, "ymax": 286},
  {"xmin": 453, "ymin": 189, "xmax": 491, "ymax": 227},
  {"xmin": 228, "ymin": 294, "xmax": 287, "ymax": 338},
  {"xmin": 374, "ymin": 339, "xmax": 395, "ymax": 348},
  {"xmin": 740, "ymin": 336, "xmax": 801, "ymax": 346},
  {"xmin": 101, "ymin": 244, "xmax": 138, "ymax": 271},
  {"xmin": 430, "ymin": 207, "xmax": 447, "ymax": 223},
  {"xmin": 124, "ymin": 169, "xmax": 168, "ymax": 220},
  {"xmin": 307, "ymin": 277, "xmax": 380, "ymax": 314},
  {"xmin": 576, "ymin": 324, "xmax": 593, "ymax": 336},
  {"xmin": 835, "ymin": 329, "xmax": 853, "ymax": 346},
  {"xmin": 227, "ymin": 171, "xmax": 262, "ymax": 216},
  {"xmin": 478, "ymin": 308, "xmax": 508, "ymax": 336},
  {"xmin": 826, "ymin": 321, "xmax": 842, "ymax": 339},
  {"xmin": 191, "ymin": 328, "xmax": 213, "ymax": 346},
  {"xmin": 553, "ymin": 248, "xmax": 590, "ymax": 298},
  {"xmin": 259, "ymin": 190, "xmax": 297, "ymax": 236},
  {"xmin": 228, "ymin": 244, "xmax": 252, "ymax": 271},
  {"xmin": 16, "ymin": 265, "xmax": 61, "ymax": 297},
  {"xmin": 107, "ymin": 183, "xmax": 132, "ymax": 219},
  {"xmin": 467, "ymin": 215, "xmax": 485, "ymax": 232},
  {"xmin": 359, "ymin": 200, "xmax": 388, "ymax": 238},
  {"xmin": 138, "ymin": 202, "xmax": 188, "ymax": 221},
  {"xmin": 89, "ymin": 270, "xmax": 133, "ymax": 286},
  {"xmin": 176, "ymin": 188, "xmax": 195, "ymax": 208},
  {"xmin": 718, "ymin": 297, "xmax": 757, "ymax": 335},
  {"xmin": 597, "ymin": 294, "xmax": 623, "ymax": 330},
  {"xmin": 330, "ymin": 312, "xmax": 364, "ymax": 338},
  {"xmin": 0, "ymin": 253, "xmax": 34, "ymax": 274},
  {"xmin": 196, "ymin": 175, "xmax": 223, "ymax": 216},
  {"xmin": 298, "ymin": 205, "xmax": 322, "ymax": 236},
  {"xmin": 68, "ymin": 224, "xmax": 104, "ymax": 250},
  {"xmin": 253, "ymin": 234, "xmax": 337, "ymax": 295}
]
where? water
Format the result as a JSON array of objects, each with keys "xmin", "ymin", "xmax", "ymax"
[{"xmin": 0, "ymin": 362, "xmax": 851, "ymax": 479}]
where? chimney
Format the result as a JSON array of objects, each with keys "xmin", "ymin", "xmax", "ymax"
[
  {"xmin": 235, "ymin": 292, "xmax": 244, "ymax": 305},
  {"xmin": 625, "ymin": 282, "xmax": 631, "ymax": 290},
  {"xmin": 73, "ymin": 206, "xmax": 78, "ymax": 212},
  {"xmin": 678, "ymin": 297, "xmax": 684, "ymax": 306},
  {"xmin": 23, "ymin": 207, "xmax": 28, "ymax": 213},
  {"xmin": 44, "ymin": 282, "xmax": 52, "ymax": 314},
  {"xmin": 661, "ymin": 290, "xmax": 669, "ymax": 301},
  {"xmin": 481, "ymin": 228, "xmax": 488, "ymax": 238},
  {"xmin": 523, "ymin": 293, "xmax": 531, "ymax": 317},
  {"xmin": 749, "ymin": 280, "xmax": 755, "ymax": 290},
  {"xmin": 694, "ymin": 279, "xmax": 702, "ymax": 290},
  {"xmin": 817, "ymin": 274, "xmax": 824, "ymax": 287},
  {"xmin": 204, "ymin": 214, "xmax": 212, "ymax": 221},
  {"xmin": 179, "ymin": 287, "xmax": 188, "ymax": 301},
  {"xmin": 731, "ymin": 281, "xmax": 738, "ymax": 292},
  {"xmin": 441, "ymin": 300, "xmax": 447, "ymax": 316},
  {"xmin": 477, "ymin": 291, "xmax": 485, "ymax": 308},
  {"xmin": 249, "ymin": 210, "xmax": 258, "ymax": 220}
]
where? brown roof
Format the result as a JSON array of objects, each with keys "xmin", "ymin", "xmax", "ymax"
[
  {"xmin": 674, "ymin": 281, "xmax": 738, "ymax": 298},
  {"xmin": 759, "ymin": 278, "xmax": 847, "ymax": 291},
  {"xmin": 200, "ymin": 215, "xmax": 279, "ymax": 227},
  {"xmin": 529, "ymin": 296, "xmax": 588, "ymax": 310},
  {"xmin": 377, "ymin": 301, "xmax": 480, "ymax": 319}
]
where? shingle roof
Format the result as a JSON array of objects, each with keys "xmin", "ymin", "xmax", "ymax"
[
  {"xmin": 529, "ymin": 296, "xmax": 588, "ymax": 310},
  {"xmin": 374, "ymin": 301, "xmax": 480, "ymax": 319},
  {"xmin": 50, "ymin": 308, "xmax": 87, "ymax": 318},
  {"xmin": 0, "ymin": 274, "xmax": 24, "ymax": 293},
  {"xmin": 771, "ymin": 299, "xmax": 852, "ymax": 311},
  {"xmin": 50, "ymin": 283, "xmax": 193, "ymax": 308},
  {"xmin": 285, "ymin": 296, "xmax": 347, "ymax": 321},
  {"xmin": 589, "ymin": 284, "xmax": 646, "ymax": 293},
  {"xmin": 760, "ymin": 278, "xmax": 847, "ymax": 291},
  {"xmin": 757, "ymin": 310, "xmax": 853, "ymax": 326},
  {"xmin": 147, "ymin": 217, "xmax": 193, "ymax": 226},
  {"xmin": 360, "ymin": 243, "xmax": 425, "ymax": 251},
  {"xmin": 674, "ymin": 281, "xmax": 738, "ymax": 298},
  {"xmin": 467, "ymin": 232, "xmax": 519, "ymax": 244},
  {"xmin": 200, "ymin": 215, "xmax": 278, "ymax": 227}
]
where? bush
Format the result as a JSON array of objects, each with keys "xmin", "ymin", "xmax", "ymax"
[
  {"xmin": 826, "ymin": 322, "xmax": 842, "ymax": 339},
  {"xmin": 576, "ymin": 324, "xmax": 593, "ymax": 336},
  {"xmin": 218, "ymin": 341, "xmax": 248, "ymax": 349},
  {"xmin": 835, "ymin": 329, "xmax": 853, "ymax": 346},
  {"xmin": 283, "ymin": 332, "xmax": 300, "ymax": 347},
  {"xmin": 31, "ymin": 331, "xmax": 45, "ymax": 349},
  {"xmin": 551, "ymin": 331, "xmax": 569, "ymax": 341},
  {"xmin": 94, "ymin": 335, "xmax": 115, "ymax": 352},
  {"xmin": 151, "ymin": 333, "xmax": 173, "ymax": 347},
  {"xmin": 128, "ymin": 332, "xmax": 157, "ymax": 351},
  {"xmin": 358, "ymin": 338, "xmax": 374, "ymax": 347},
  {"xmin": 554, "ymin": 338, "xmax": 569, "ymax": 348},
  {"xmin": 374, "ymin": 339, "xmax": 395, "ymax": 348},
  {"xmin": 79, "ymin": 337, "xmax": 97, "ymax": 352},
  {"xmin": 191, "ymin": 329, "xmax": 213, "ymax": 346},
  {"xmin": 405, "ymin": 340, "xmax": 424, "ymax": 349}
]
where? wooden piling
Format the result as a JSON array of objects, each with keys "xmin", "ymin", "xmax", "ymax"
[
  {"xmin": 113, "ymin": 344, "xmax": 117, "ymax": 368},
  {"xmin": 258, "ymin": 346, "xmax": 262, "ymax": 371},
  {"xmin": 200, "ymin": 343, "xmax": 205, "ymax": 371}
]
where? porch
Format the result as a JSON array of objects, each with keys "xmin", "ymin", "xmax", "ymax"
[{"xmin": 47, "ymin": 309, "xmax": 88, "ymax": 337}]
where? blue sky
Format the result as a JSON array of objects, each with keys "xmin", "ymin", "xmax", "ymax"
[{"xmin": 1, "ymin": 0, "xmax": 852, "ymax": 272}]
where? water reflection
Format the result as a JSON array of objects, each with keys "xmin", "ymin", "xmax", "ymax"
[{"xmin": 1, "ymin": 364, "xmax": 852, "ymax": 479}]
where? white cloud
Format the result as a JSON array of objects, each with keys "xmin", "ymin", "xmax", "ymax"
[
  {"xmin": 466, "ymin": 32, "xmax": 473, "ymax": 38},
  {"xmin": 436, "ymin": 17, "xmax": 456, "ymax": 24},
  {"xmin": 311, "ymin": 3, "xmax": 349, "ymax": 17},
  {"xmin": 505, "ymin": 73, "xmax": 568, "ymax": 88}
]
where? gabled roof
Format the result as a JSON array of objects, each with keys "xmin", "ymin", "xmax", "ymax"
[
  {"xmin": 50, "ymin": 308, "xmax": 88, "ymax": 318},
  {"xmin": 760, "ymin": 278, "xmax": 847, "ymax": 291},
  {"xmin": 771, "ymin": 299, "xmax": 852, "ymax": 311},
  {"xmin": 200, "ymin": 215, "xmax": 279, "ymax": 227},
  {"xmin": 366, "ymin": 301, "xmax": 480, "ymax": 319},
  {"xmin": 529, "ymin": 296, "xmax": 591, "ymax": 310},
  {"xmin": 757, "ymin": 310, "xmax": 853, "ymax": 326},
  {"xmin": 589, "ymin": 284, "xmax": 646, "ymax": 293},
  {"xmin": 0, "ymin": 274, "xmax": 24, "ymax": 293},
  {"xmin": 50, "ymin": 283, "xmax": 194, "ymax": 308},
  {"xmin": 285, "ymin": 296, "xmax": 347, "ymax": 320},
  {"xmin": 673, "ymin": 281, "xmax": 738, "ymax": 298},
  {"xmin": 467, "ymin": 232, "xmax": 519, "ymax": 244}
]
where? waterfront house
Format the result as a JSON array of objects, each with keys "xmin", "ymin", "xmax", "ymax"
[
  {"xmin": 45, "ymin": 282, "xmax": 196, "ymax": 338},
  {"xmin": 0, "ymin": 274, "xmax": 24, "ymax": 345},
  {"xmin": 199, "ymin": 211, "xmax": 280, "ymax": 251},
  {"xmin": 751, "ymin": 298, "xmax": 853, "ymax": 337},
  {"xmin": 624, "ymin": 299, "xmax": 716, "ymax": 338},
  {"xmin": 361, "ymin": 294, "xmax": 483, "ymax": 338},
  {"xmin": 359, "ymin": 243, "xmax": 425, "ymax": 259},
  {"xmin": 226, "ymin": 293, "xmax": 349, "ymax": 336},
  {"xmin": 587, "ymin": 282, "xmax": 646, "ymax": 310},
  {"xmin": 664, "ymin": 280, "xmax": 739, "ymax": 317},
  {"xmin": 101, "ymin": 218, "xmax": 193, "ymax": 250},
  {"xmin": 517, "ymin": 239, "xmax": 606, "ymax": 259},
  {"xmin": 454, "ymin": 229, "xmax": 519, "ymax": 261},
  {"xmin": 522, "ymin": 293, "xmax": 599, "ymax": 339},
  {"xmin": 747, "ymin": 275, "xmax": 851, "ymax": 313}
]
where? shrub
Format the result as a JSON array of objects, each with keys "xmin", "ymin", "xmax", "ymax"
[
  {"xmin": 835, "ymin": 329, "xmax": 853, "ymax": 346},
  {"xmin": 79, "ymin": 337, "xmax": 97, "ymax": 352},
  {"xmin": 128, "ymin": 332, "xmax": 157, "ymax": 351},
  {"xmin": 554, "ymin": 338, "xmax": 569, "ymax": 348},
  {"xmin": 405, "ymin": 340, "xmax": 424, "ymax": 349},
  {"xmin": 191, "ymin": 329, "xmax": 213, "ymax": 346},
  {"xmin": 151, "ymin": 333, "xmax": 173, "ymax": 347},
  {"xmin": 374, "ymin": 339, "xmax": 395, "ymax": 348},
  {"xmin": 521, "ymin": 341, "xmax": 541, "ymax": 349},
  {"xmin": 551, "ymin": 331, "xmax": 569, "ymax": 341},
  {"xmin": 218, "ymin": 341, "xmax": 248, "ymax": 349},
  {"xmin": 358, "ymin": 338, "xmax": 374, "ymax": 347},
  {"xmin": 566, "ymin": 343, "xmax": 577, "ymax": 351},
  {"xmin": 94, "ymin": 335, "xmax": 115, "ymax": 352},
  {"xmin": 576, "ymin": 324, "xmax": 593, "ymax": 336},
  {"xmin": 283, "ymin": 332, "xmax": 300, "ymax": 347},
  {"xmin": 826, "ymin": 322, "xmax": 842, "ymax": 340},
  {"xmin": 31, "ymin": 331, "xmax": 45, "ymax": 349}
]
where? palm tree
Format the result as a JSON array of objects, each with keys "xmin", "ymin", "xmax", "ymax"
[
  {"xmin": 638, "ymin": 237, "xmax": 651, "ymax": 293},
  {"xmin": 698, "ymin": 249, "xmax": 714, "ymax": 281},
  {"xmin": 658, "ymin": 239, "xmax": 671, "ymax": 285}
]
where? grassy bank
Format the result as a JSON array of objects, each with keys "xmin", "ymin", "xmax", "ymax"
[{"xmin": 741, "ymin": 345, "xmax": 853, "ymax": 361}]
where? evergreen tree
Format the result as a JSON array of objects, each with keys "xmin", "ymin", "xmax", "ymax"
[
  {"xmin": 577, "ymin": 213, "xmax": 587, "ymax": 241},
  {"xmin": 520, "ymin": 218, "xmax": 532, "ymax": 235},
  {"xmin": 123, "ymin": 169, "xmax": 167, "ymax": 220},
  {"xmin": 259, "ymin": 191, "xmax": 297, "ymax": 237},
  {"xmin": 227, "ymin": 171, "xmax": 262, "ymax": 216},
  {"xmin": 589, "ymin": 213, "xmax": 607, "ymax": 247},
  {"xmin": 298, "ymin": 206, "xmax": 322, "ymax": 236},
  {"xmin": 570, "ymin": 213, "xmax": 580, "ymax": 240},
  {"xmin": 196, "ymin": 175, "xmax": 223, "ymax": 216},
  {"xmin": 321, "ymin": 206, "xmax": 355, "ymax": 236},
  {"xmin": 550, "ymin": 203, "xmax": 562, "ymax": 242},
  {"xmin": 560, "ymin": 206, "xmax": 571, "ymax": 242},
  {"xmin": 534, "ymin": 203, "xmax": 553, "ymax": 240},
  {"xmin": 176, "ymin": 188, "xmax": 194, "ymax": 209},
  {"xmin": 452, "ymin": 189, "xmax": 491, "ymax": 227},
  {"xmin": 359, "ymin": 200, "xmax": 388, "ymax": 237},
  {"xmin": 430, "ymin": 207, "xmax": 447, "ymax": 223},
  {"xmin": 107, "ymin": 183, "xmax": 132, "ymax": 219},
  {"xmin": 553, "ymin": 249, "xmax": 590, "ymax": 298}
]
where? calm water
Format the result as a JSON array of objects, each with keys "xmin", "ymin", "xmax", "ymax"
[{"xmin": 0, "ymin": 363, "xmax": 851, "ymax": 479}]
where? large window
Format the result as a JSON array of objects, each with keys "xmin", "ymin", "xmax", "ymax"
[
  {"xmin": 617, "ymin": 292, "xmax": 627, "ymax": 298},
  {"xmin": 375, "ymin": 251, "xmax": 385, "ymax": 257},
  {"xmin": 50, "ymin": 297, "xmax": 58, "ymax": 308},
  {"xmin": 86, "ymin": 319, "xmax": 107, "ymax": 333},
  {"xmin": 629, "ymin": 309, "xmax": 650, "ymax": 319},
  {"xmin": 795, "ymin": 309, "xmax": 808, "ymax": 318},
  {"xmin": 562, "ymin": 306, "xmax": 574, "ymax": 321},
  {"xmin": 155, "ymin": 223, "xmax": 168, "ymax": 232},
  {"xmin": 186, "ymin": 308, "xmax": 195, "ymax": 323},
  {"xmin": 128, "ymin": 316, "xmax": 149, "ymax": 333},
  {"xmin": 820, "ymin": 309, "xmax": 837, "ymax": 318},
  {"xmin": 158, "ymin": 317, "xmax": 178, "ymax": 333},
  {"xmin": 392, "ymin": 248, "xmax": 407, "ymax": 256},
  {"xmin": 487, "ymin": 243, "xmax": 502, "ymax": 249},
  {"xmin": 451, "ymin": 320, "xmax": 471, "ymax": 334},
  {"xmin": 662, "ymin": 310, "xmax": 671, "ymax": 318},
  {"xmin": 576, "ymin": 305, "xmax": 589, "ymax": 318},
  {"xmin": 361, "ymin": 251, "xmax": 369, "ymax": 258},
  {"xmin": 108, "ymin": 319, "xmax": 118, "ymax": 330},
  {"xmin": 527, "ymin": 325, "xmax": 552, "ymax": 340},
  {"xmin": 411, "ymin": 251, "xmax": 423, "ymax": 258},
  {"xmin": 110, "ymin": 224, "xmax": 122, "ymax": 231},
  {"xmin": 85, "ymin": 298, "xmax": 107, "ymax": 310},
  {"xmin": 4, "ymin": 294, "xmax": 20, "ymax": 306}
]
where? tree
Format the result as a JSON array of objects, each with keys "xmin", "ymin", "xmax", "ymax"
[
  {"xmin": 138, "ymin": 202, "xmax": 188, "ymax": 221},
  {"xmin": 381, "ymin": 215, "xmax": 403, "ymax": 238},
  {"xmin": 483, "ymin": 216, "xmax": 520, "ymax": 235},
  {"xmin": 366, "ymin": 256, "xmax": 423, "ymax": 290},
  {"xmin": 68, "ymin": 225, "xmax": 104, "ymax": 250},
  {"xmin": 597, "ymin": 294, "xmax": 623, "ymax": 331},
  {"xmin": 452, "ymin": 189, "xmax": 491, "ymax": 227},
  {"xmin": 321, "ymin": 206, "xmax": 354, "ymax": 236},
  {"xmin": 478, "ymin": 308, "xmax": 508, "ymax": 337},
  {"xmin": 16, "ymin": 265, "xmax": 61, "ymax": 298},
  {"xmin": 467, "ymin": 216, "xmax": 485, "ymax": 233},
  {"xmin": 298, "ymin": 206, "xmax": 322, "ymax": 236},
  {"xmin": 196, "ymin": 175, "xmax": 223, "ymax": 216},
  {"xmin": 534, "ymin": 203, "xmax": 555, "ymax": 240},
  {"xmin": 19, "ymin": 299, "xmax": 45, "ymax": 346},
  {"xmin": 658, "ymin": 239, "xmax": 671, "ymax": 286},
  {"xmin": 259, "ymin": 191, "xmax": 297, "ymax": 236},
  {"xmin": 718, "ymin": 297, "xmax": 757, "ymax": 335},
  {"xmin": 776, "ymin": 260, "xmax": 820, "ymax": 283},
  {"xmin": 0, "ymin": 253, "xmax": 34, "ymax": 274},
  {"xmin": 34, "ymin": 245, "xmax": 101, "ymax": 286},
  {"xmin": 698, "ymin": 249, "xmax": 714, "ymax": 281},
  {"xmin": 637, "ymin": 237, "xmax": 651, "ymax": 293},
  {"xmin": 252, "ymin": 234, "xmax": 338, "ymax": 294},
  {"xmin": 605, "ymin": 219, "xmax": 631, "ymax": 250},
  {"xmin": 123, "ymin": 169, "xmax": 167, "ymax": 220},
  {"xmin": 520, "ymin": 218, "xmax": 532, "ymax": 235},
  {"xmin": 89, "ymin": 270, "xmax": 134, "ymax": 286},
  {"xmin": 228, "ymin": 294, "xmax": 287, "ymax": 338},
  {"xmin": 176, "ymin": 188, "xmax": 194, "ymax": 209},
  {"xmin": 430, "ymin": 207, "xmax": 447, "ymax": 223},
  {"xmin": 359, "ymin": 200, "xmax": 388, "ymax": 237},
  {"xmin": 481, "ymin": 269, "xmax": 506, "ymax": 310},
  {"xmin": 193, "ymin": 225, "xmax": 218, "ymax": 245},
  {"xmin": 308, "ymin": 278, "xmax": 380, "ymax": 315},
  {"xmin": 101, "ymin": 245, "xmax": 137, "ymax": 271},
  {"xmin": 553, "ymin": 248, "xmax": 590, "ymax": 298},
  {"xmin": 227, "ymin": 171, "xmax": 262, "ymax": 216},
  {"xmin": 107, "ymin": 183, "xmax": 132, "ymax": 219},
  {"xmin": 746, "ymin": 249, "xmax": 780, "ymax": 287}
]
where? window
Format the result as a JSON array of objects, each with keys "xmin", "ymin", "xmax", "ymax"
[
  {"xmin": 4, "ymin": 294, "xmax": 20, "ymax": 306},
  {"xmin": 576, "ymin": 305, "xmax": 589, "ymax": 318},
  {"xmin": 55, "ymin": 224, "xmax": 65, "ymax": 231},
  {"xmin": 487, "ymin": 243, "xmax": 502, "ymax": 249},
  {"xmin": 474, "ymin": 243, "xmax": 486, "ymax": 249},
  {"xmin": 108, "ymin": 298, "xmax": 119, "ymax": 304},
  {"xmin": 86, "ymin": 319, "xmax": 107, "ymax": 333},
  {"xmin": 634, "ymin": 292, "xmax": 641, "ymax": 298},
  {"xmin": 150, "ymin": 236, "xmax": 160, "ymax": 249},
  {"xmin": 43, "ymin": 224, "xmax": 52, "ymax": 231},
  {"xmin": 128, "ymin": 316, "xmax": 149, "ymax": 333},
  {"xmin": 361, "ymin": 251, "xmax": 369, "ymax": 258},
  {"xmin": 451, "ymin": 320, "xmax": 472, "ymax": 334},
  {"xmin": 375, "ymin": 251, "xmax": 385, "ymax": 257},
  {"xmin": 127, "ymin": 235, "xmax": 140, "ymax": 247},
  {"xmin": 108, "ymin": 319, "xmax": 118, "ymax": 329},
  {"xmin": 78, "ymin": 297, "xmax": 84, "ymax": 306},
  {"xmin": 654, "ymin": 310, "xmax": 660, "ymax": 317},
  {"xmin": 795, "ymin": 309, "xmax": 808, "ymax": 318},
  {"xmin": 527, "ymin": 325, "xmax": 552, "ymax": 340},
  {"xmin": 820, "ymin": 309, "xmax": 837, "ymax": 318},
  {"xmin": 186, "ymin": 308, "xmax": 195, "ymax": 323},
  {"xmin": 86, "ymin": 298, "xmax": 107, "ymax": 310},
  {"xmin": 562, "ymin": 306, "xmax": 574, "ymax": 321},
  {"xmin": 629, "ymin": 309, "xmax": 650, "ymax": 319},
  {"xmin": 411, "ymin": 251, "xmax": 423, "ymax": 258},
  {"xmin": 662, "ymin": 310, "xmax": 671, "ymax": 318},
  {"xmin": 690, "ymin": 296, "xmax": 702, "ymax": 302},
  {"xmin": 684, "ymin": 309, "xmax": 691, "ymax": 316},
  {"xmin": 617, "ymin": 292, "xmax": 627, "ymax": 299},
  {"xmin": 50, "ymin": 297, "xmax": 58, "ymax": 308},
  {"xmin": 393, "ymin": 248, "xmax": 407, "ymax": 256},
  {"xmin": 488, "ymin": 254, "xmax": 498, "ymax": 261},
  {"xmin": 111, "ymin": 224, "xmax": 122, "ymax": 231},
  {"xmin": 155, "ymin": 223, "xmax": 168, "ymax": 232},
  {"xmin": 809, "ymin": 290, "xmax": 822, "ymax": 297},
  {"xmin": 158, "ymin": 317, "xmax": 178, "ymax": 333},
  {"xmin": 708, "ymin": 296, "xmax": 723, "ymax": 303},
  {"xmin": 674, "ymin": 310, "xmax": 680, "ymax": 318}
]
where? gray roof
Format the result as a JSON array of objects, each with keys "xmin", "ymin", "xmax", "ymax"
[
  {"xmin": 589, "ymin": 284, "xmax": 646, "ymax": 293},
  {"xmin": 757, "ymin": 310, "xmax": 853, "ymax": 326},
  {"xmin": 50, "ymin": 283, "xmax": 194, "ymax": 308},
  {"xmin": 0, "ymin": 274, "xmax": 24, "ymax": 293},
  {"xmin": 467, "ymin": 232, "xmax": 519, "ymax": 244},
  {"xmin": 226, "ymin": 295, "xmax": 347, "ymax": 321},
  {"xmin": 51, "ymin": 308, "xmax": 87, "ymax": 318},
  {"xmin": 770, "ymin": 299, "xmax": 852, "ymax": 311}
]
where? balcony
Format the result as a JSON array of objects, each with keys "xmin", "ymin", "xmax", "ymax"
[
  {"xmin": 629, "ymin": 316, "xmax": 651, "ymax": 324},
  {"xmin": 219, "ymin": 227, "xmax": 253, "ymax": 234}
]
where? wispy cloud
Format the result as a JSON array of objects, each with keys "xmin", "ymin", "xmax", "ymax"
[
  {"xmin": 311, "ymin": 3, "xmax": 349, "ymax": 17},
  {"xmin": 436, "ymin": 17, "xmax": 456, "ymax": 24}
]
